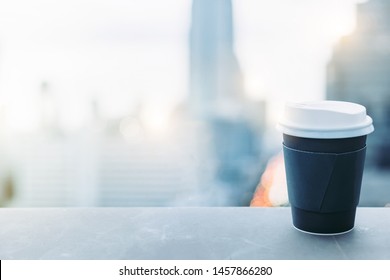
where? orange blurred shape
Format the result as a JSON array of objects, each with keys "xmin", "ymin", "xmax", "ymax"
[{"xmin": 250, "ymin": 153, "xmax": 285, "ymax": 207}]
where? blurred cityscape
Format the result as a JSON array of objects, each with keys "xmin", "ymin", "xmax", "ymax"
[
  {"xmin": 327, "ymin": 0, "xmax": 390, "ymax": 206},
  {"xmin": 0, "ymin": 0, "xmax": 389, "ymax": 207}
]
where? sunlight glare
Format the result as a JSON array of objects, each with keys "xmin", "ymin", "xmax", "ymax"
[
  {"xmin": 140, "ymin": 102, "xmax": 172, "ymax": 135},
  {"xmin": 244, "ymin": 75, "xmax": 267, "ymax": 101},
  {"xmin": 320, "ymin": 10, "xmax": 357, "ymax": 45}
]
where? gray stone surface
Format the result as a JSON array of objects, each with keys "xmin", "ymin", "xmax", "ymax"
[{"xmin": 0, "ymin": 207, "xmax": 389, "ymax": 259}]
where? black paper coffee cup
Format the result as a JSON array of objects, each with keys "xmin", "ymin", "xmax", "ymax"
[
  {"xmin": 283, "ymin": 134, "xmax": 366, "ymax": 234},
  {"xmin": 278, "ymin": 101, "xmax": 374, "ymax": 235}
]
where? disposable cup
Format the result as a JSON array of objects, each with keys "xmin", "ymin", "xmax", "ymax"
[{"xmin": 277, "ymin": 101, "xmax": 374, "ymax": 235}]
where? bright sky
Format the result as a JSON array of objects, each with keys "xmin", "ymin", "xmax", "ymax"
[
  {"xmin": 0, "ymin": 0, "xmax": 363, "ymax": 132},
  {"xmin": 234, "ymin": 0, "xmax": 363, "ymax": 121}
]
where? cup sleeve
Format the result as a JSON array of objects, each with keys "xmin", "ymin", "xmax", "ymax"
[{"xmin": 283, "ymin": 145, "xmax": 366, "ymax": 213}]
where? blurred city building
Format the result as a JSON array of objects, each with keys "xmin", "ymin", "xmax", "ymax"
[
  {"xmin": 189, "ymin": 0, "xmax": 265, "ymax": 205},
  {"xmin": 9, "ymin": 113, "xmax": 201, "ymax": 207},
  {"xmin": 327, "ymin": 0, "xmax": 390, "ymax": 169},
  {"xmin": 190, "ymin": 0, "xmax": 242, "ymax": 117},
  {"xmin": 327, "ymin": 0, "xmax": 390, "ymax": 206}
]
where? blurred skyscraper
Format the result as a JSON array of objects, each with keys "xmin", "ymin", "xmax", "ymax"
[
  {"xmin": 189, "ymin": 0, "xmax": 243, "ymax": 117},
  {"xmin": 189, "ymin": 0, "xmax": 264, "ymax": 205},
  {"xmin": 327, "ymin": 0, "xmax": 390, "ymax": 169}
]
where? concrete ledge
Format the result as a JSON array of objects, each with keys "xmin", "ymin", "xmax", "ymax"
[{"xmin": 0, "ymin": 207, "xmax": 389, "ymax": 259}]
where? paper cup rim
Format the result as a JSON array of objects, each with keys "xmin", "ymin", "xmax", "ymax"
[{"xmin": 277, "ymin": 116, "xmax": 374, "ymax": 139}]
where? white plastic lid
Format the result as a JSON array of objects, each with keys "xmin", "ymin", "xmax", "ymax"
[{"xmin": 277, "ymin": 101, "xmax": 374, "ymax": 139}]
